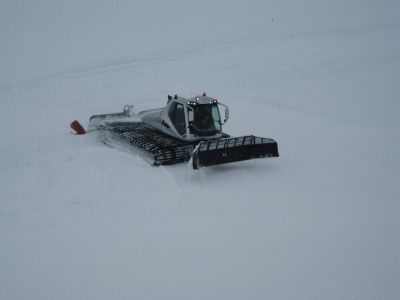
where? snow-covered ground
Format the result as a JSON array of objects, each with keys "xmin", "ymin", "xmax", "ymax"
[{"xmin": 1, "ymin": 1, "xmax": 399, "ymax": 299}]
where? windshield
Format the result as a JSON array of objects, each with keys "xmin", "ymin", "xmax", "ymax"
[{"xmin": 191, "ymin": 104, "xmax": 221, "ymax": 135}]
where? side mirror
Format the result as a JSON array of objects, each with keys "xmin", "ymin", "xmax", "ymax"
[
  {"xmin": 219, "ymin": 103, "xmax": 229, "ymax": 124},
  {"xmin": 224, "ymin": 107, "xmax": 229, "ymax": 121}
]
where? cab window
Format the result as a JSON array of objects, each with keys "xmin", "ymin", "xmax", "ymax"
[{"xmin": 168, "ymin": 102, "xmax": 186, "ymax": 135}]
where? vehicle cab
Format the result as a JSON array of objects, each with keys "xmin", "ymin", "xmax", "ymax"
[{"xmin": 160, "ymin": 93, "xmax": 229, "ymax": 141}]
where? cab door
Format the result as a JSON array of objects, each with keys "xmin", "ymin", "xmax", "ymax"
[{"xmin": 168, "ymin": 102, "xmax": 187, "ymax": 136}]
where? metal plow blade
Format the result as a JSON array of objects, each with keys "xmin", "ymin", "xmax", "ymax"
[{"xmin": 192, "ymin": 136, "xmax": 279, "ymax": 169}]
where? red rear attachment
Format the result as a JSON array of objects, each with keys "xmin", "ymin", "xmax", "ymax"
[{"xmin": 70, "ymin": 120, "xmax": 86, "ymax": 135}]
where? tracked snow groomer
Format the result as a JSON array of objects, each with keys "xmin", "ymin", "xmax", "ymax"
[{"xmin": 71, "ymin": 93, "xmax": 279, "ymax": 169}]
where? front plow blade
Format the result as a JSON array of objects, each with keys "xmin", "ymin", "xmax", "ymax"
[{"xmin": 192, "ymin": 136, "xmax": 279, "ymax": 169}]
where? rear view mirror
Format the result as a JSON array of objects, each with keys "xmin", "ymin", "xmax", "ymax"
[
  {"xmin": 219, "ymin": 103, "xmax": 229, "ymax": 124},
  {"xmin": 225, "ymin": 107, "xmax": 229, "ymax": 121}
]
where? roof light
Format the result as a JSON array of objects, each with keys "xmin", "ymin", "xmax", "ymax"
[
  {"xmin": 203, "ymin": 92, "xmax": 207, "ymax": 96},
  {"xmin": 174, "ymin": 94, "xmax": 178, "ymax": 99}
]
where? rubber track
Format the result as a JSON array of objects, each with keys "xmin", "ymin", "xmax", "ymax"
[{"xmin": 98, "ymin": 122, "xmax": 195, "ymax": 165}]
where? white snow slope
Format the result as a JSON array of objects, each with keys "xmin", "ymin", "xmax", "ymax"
[{"xmin": 1, "ymin": 1, "xmax": 400, "ymax": 299}]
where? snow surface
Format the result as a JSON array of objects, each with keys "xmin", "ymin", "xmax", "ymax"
[{"xmin": 1, "ymin": 1, "xmax": 400, "ymax": 299}]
